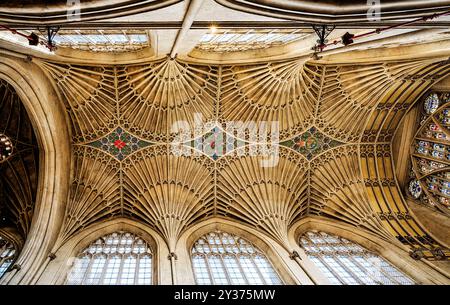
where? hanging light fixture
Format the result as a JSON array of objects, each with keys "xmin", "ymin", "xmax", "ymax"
[{"xmin": 0, "ymin": 134, "xmax": 13, "ymax": 162}]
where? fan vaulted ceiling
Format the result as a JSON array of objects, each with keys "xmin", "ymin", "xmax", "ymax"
[
  {"xmin": 35, "ymin": 56, "xmax": 450, "ymax": 259},
  {"xmin": 0, "ymin": 0, "xmax": 449, "ymax": 278}
]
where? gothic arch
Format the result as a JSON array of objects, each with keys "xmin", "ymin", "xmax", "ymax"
[
  {"xmin": 0, "ymin": 55, "xmax": 71, "ymax": 284},
  {"xmin": 36, "ymin": 218, "xmax": 170, "ymax": 285},
  {"xmin": 289, "ymin": 217, "xmax": 450, "ymax": 284},
  {"xmin": 176, "ymin": 218, "xmax": 310, "ymax": 285}
]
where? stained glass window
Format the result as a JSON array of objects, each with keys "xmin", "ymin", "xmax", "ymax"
[
  {"xmin": 66, "ymin": 231, "xmax": 153, "ymax": 285},
  {"xmin": 0, "ymin": 236, "xmax": 16, "ymax": 279},
  {"xmin": 299, "ymin": 231, "xmax": 415, "ymax": 285},
  {"xmin": 410, "ymin": 91, "xmax": 450, "ymax": 213},
  {"xmin": 191, "ymin": 230, "xmax": 282, "ymax": 285}
]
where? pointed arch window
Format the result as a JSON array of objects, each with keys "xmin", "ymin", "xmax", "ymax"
[
  {"xmin": 191, "ymin": 230, "xmax": 282, "ymax": 285},
  {"xmin": 0, "ymin": 235, "xmax": 16, "ymax": 279},
  {"xmin": 66, "ymin": 231, "xmax": 153, "ymax": 285},
  {"xmin": 299, "ymin": 231, "xmax": 415, "ymax": 285}
]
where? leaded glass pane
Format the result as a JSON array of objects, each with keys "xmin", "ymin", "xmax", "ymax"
[
  {"xmin": 68, "ymin": 255, "xmax": 90, "ymax": 284},
  {"xmin": 253, "ymin": 254, "xmax": 283, "ymax": 285},
  {"xmin": 208, "ymin": 255, "xmax": 229, "ymax": 284},
  {"xmin": 120, "ymin": 256, "xmax": 136, "ymax": 285},
  {"xmin": 310, "ymin": 257, "xmax": 341, "ymax": 285},
  {"xmin": 379, "ymin": 258, "xmax": 415, "ymax": 285},
  {"xmin": 103, "ymin": 255, "xmax": 121, "ymax": 285},
  {"xmin": 137, "ymin": 255, "xmax": 152, "ymax": 285},
  {"xmin": 240, "ymin": 255, "xmax": 264, "ymax": 285},
  {"xmin": 192, "ymin": 254, "xmax": 212, "ymax": 285},
  {"xmin": 222, "ymin": 255, "xmax": 246, "ymax": 285},
  {"xmin": 85, "ymin": 254, "xmax": 107, "ymax": 284},
  {"xmin": 322, "ymin": 256, "xmax": 358, "ymax": 285}
]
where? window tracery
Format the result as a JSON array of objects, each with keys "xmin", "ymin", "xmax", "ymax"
[
  {"xmin": 299, "ymin": 231, "xmax": 415, "ymax": 285},
  {"xmin": 409, "ymin": 91, "xmax": 450, "ymax": 214},
  {"xmin": 66, "ymin": 231, "xmax": 153, "ymax": 285},
  {"xmin": 191, "ymin": 230, "xmax": 282, "ymax": 285}
]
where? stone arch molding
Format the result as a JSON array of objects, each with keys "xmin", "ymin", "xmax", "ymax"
[
  {"xmin": 214, "ymin": 0, "xmax": 450, "ymax": 23},
  {"xmin": 0, "ymin": 55, "xmax": 71, "ymax": 285},
  {"xmin": 0, "ymin": 0, "xmax": 183, "ymax": 25}
]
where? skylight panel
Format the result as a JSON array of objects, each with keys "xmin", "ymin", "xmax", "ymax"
[
  {"xmin": 84, "ymin": 35, "xmax": 109, "ymax": 43},
  {"xmin": 235, "ymin": 33, "xmax": 256, "ymax": 43},
  {"xmin": 64, "ymin": 35, "xmax": 90, "ymax": 44},
  {"xmin": 107, "ymin": 34, "xmax": 128, "ymax": 43},
  {"xmin": 129, "ymin": 34, "xmax": 148, "ymax": 43},
  {"xmin": 199, "ymin": 34, "xmax": 214, "ymax": 43},
  {"xmin": 216, "ymin": 33, "xmax": 235, "ymax": 43},
  {"xmin": 196, "ymin": 29, "xmax": 307, "ymax": 52},
  {"xmin": 47, "ymin": 30, "xmax": 150, "ymax": 53}
]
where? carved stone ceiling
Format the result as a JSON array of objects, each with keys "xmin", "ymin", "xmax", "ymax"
[{"xmin": 37, "ymin": 56, "xmax": 450, "ymax": 259}]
